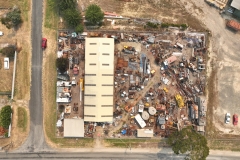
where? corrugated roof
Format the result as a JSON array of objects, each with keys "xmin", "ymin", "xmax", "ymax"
[
  {"xmin": 84, "ymin": 38, "xmax": 114, "ymax": 122},
  {"xmin": 137, "ymin": 129, "xmax": 153, "ymax": 137},
  {"xmin": 64, "ymin": 119, "xmax": 84, "ymax": 137}
]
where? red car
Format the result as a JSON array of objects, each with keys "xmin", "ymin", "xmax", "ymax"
[
  {"xmin": 42, "ymin": 38, "xmax": 47, "ymax": 49},
  {"xmin": 233, "ymin": 114, "xmax": 238, "ymax": 126}
]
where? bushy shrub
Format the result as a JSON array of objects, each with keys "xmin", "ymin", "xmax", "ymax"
[
  {"xmin": 63, "ymin": 9, "xmax": 82, "ymax": 27},
  {"xmin": 1, "ymin": 46, "xmax": 16, "ymax": 58},
  {"xmin": 0, "ymin": 105, "xmax": 12, "ymax": 129},
  {"xmin": 56, "ymin": 57, "xmax": 69, "ymax": 73},
  {"xmin": 146, "ymin": 22, "xmax": 159, "ymax": 28},
  {"xmin": 1, "ymin": 7, "xmax": 22, "ymax": 29},
  {"xmin": 85, "ymin": 4, "xmax": 104, "ymax": 25},
  {"xmin": 75, "ymin": 24, "xmax": 84, "ymax": 33},
  {"xmin": 161, "ymin": 23, "xmax": 188, "ymax": 30}
]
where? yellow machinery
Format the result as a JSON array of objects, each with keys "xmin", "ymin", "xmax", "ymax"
[
  {"xmin": 175, "ymin": 94, "xmax": 184, "ymax": 108},
  {"xmin": 163, "ymin": 87, "xmax": 168, "ymax": 93},
  {"xmin": 80, "ymin": 78, "xmax": 84, "ymax": 91}
]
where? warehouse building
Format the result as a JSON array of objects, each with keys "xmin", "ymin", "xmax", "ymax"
[{"xmin": 84, "ymin": 38, "xmax": 114, "ymax": 122}]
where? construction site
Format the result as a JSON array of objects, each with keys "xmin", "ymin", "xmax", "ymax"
[{"xmin": 55, "ymin": 28, "xmax": 207, "ymax": 139}]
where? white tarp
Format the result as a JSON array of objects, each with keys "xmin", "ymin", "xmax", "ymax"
[
  {"xmin": 135, "ymin": 114, "xmax": 146, "ymax": 128},
  {"xmin": 56, "ymin": 120, "xmax": 62, "ymax": 127},
  {"xmin": 57, "ymin": 50, "xmax": 63, "ymax": 58},
  {"xmin": 172, "ymin": 52, "xmax": 183, "ymax": 56}
]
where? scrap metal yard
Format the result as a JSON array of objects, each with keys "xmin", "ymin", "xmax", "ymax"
[{"xmin": 55, "ymin": 29, "xmax": 208, "ymax": 139}]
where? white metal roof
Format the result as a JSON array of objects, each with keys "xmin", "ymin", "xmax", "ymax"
[
  {"xmin": 231, "ymin": 0, "xmax": 240, "ymax": 10},
  {"xmin": 137, "ymin": 129, "xmax": 153, "ymax": 137},
  {"xmin": 135, "ymin": 114, "xmax": 146, "ymax": 128},
  {"xmin": 84, "ymin": 38, "xmax": 114, "ymax": 122},
  {"xmin": 64, "ymin": 119, "xmax": 84, "ymax": 137}
]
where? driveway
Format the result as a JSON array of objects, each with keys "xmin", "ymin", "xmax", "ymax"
[
  {"xmin": 180, "ymin": 0, "xmax": 240, "ymax": 134},
  {"xmin": 16, "ymin": 0, "xmax": 50, "ymax": 152}
]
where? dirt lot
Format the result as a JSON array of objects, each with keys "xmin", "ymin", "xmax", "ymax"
[
  {"xmin": 180, "ymin": 0, "xmax": 240, "ymax": 138},
  {"xmin": 79, "ymin": 0, "xmax": 205, "ymax": 31}
]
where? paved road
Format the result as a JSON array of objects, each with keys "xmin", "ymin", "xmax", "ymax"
[
  {"xmin": 0, "ymin": 152, "xmax": 183, "ymax": 160},
  {"xmin": 1, "ymin": 150, "xmax": 240, "ymax": 160},
  {"xmin": 16, "ymin": 0, "xmax": 50, "ymax": 152}
]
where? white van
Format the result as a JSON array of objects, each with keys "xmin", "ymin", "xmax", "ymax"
[{"xmin": 4, "ymin": 57, "xmax": 9, "ymax": 69}]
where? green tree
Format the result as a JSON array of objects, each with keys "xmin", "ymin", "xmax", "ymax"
[
  {"xmin": 58, "ymin": 0, "xmax": 76, "ymax": 10},
  {"xmin": 85, "ymin": 4, "xmax": 104, "ymax": 25},
  {"xmin": 63, "ymin": 9, "xmax": 82, "ymax": 27},
  {"xmin": 0, "ymin": 7, "xmax": 22, "ymax": 29},
  {"xmin": 0, "ymin": 105, "xmax": 12, "ymax": 129},
  {"xmin": 56, "ymin": 57, "xmax": 69, "ymax": 73},
  {"xmin": 75, "ymin": 24, "xmax": 84, "ymax": 33},
  {"xmin": 167, "ymin": 127, "xmax": 209, "ymax": 160},
  {"xmin": 1, "ymin": 45, "xmax": 16, "ymax": 58}
]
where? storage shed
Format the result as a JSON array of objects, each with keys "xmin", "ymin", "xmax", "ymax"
[
  {"xmin": 137, "ymin": 129, "xmax": 153, "ymax": 138},
  {"xmin": 64, "ymin": 119, "xmax": 84, "ymax": 137}
]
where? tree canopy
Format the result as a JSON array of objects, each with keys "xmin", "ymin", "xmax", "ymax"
[
  {"xmin": 63, "ymin": 9, "xmax": 82, "ymax": 27},
  {"xmin": 0, "ymin": 105, "xmax": 12, "ymax": 129},
  {"xmin": 85, "ymin": 4, "xmax": 104, "ymax": 25},
  {"xmin": 1, "ymin": 45, "xmax": 16, "ymax": 59},
  {"xmin": 56, "ymin": 57, "xmax": 69, "ymax": 73},
  {"xmin": 0, "ymin": 7, "xmax": 22, "ymax": 29},
  {"xmin": 58, "ymin": 0, "xmax": 76, "ymax": 10},
  {"xmin": 167, "ymin": 127, "xmax": 209, "ymax": 160},
  {"xmin": 75, "ymin": 24, "xmax": 84, "ymax": 33}
]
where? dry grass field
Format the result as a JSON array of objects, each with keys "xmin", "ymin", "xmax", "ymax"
[
  {"xmin": 0, "ymin": 0, "xmax": 31, "ymax": 149},
  {"xmin": 79, "ymin": 0, "xmax": 206, "ymax": 31}
]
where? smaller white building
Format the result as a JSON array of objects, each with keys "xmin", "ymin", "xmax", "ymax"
[
  {"xmin": 135, "ymin": 114, "xmax": 146, "ymax": 128},
  {"xmin": 64, "ymin": 119, "xmax": 84, "ymax": 137},
  {"xmin": 137, "ymin": 129, "xmax": 153, "ymax": 138},
  {"xmin": 4, "ymin": 57, "xmax": 9, "ymax": 69}
]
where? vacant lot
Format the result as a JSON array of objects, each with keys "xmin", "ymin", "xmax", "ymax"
[
  {"xmin": 0, "ymin": 0, "xmax": 31, "ymax": 100},
  {"xmin": 79, "ymin": 0, "xmax": 206, "ymax": 31},
  {"xmin": 0, "ymin": 0, "xmax": 31, "ymax": 151}
]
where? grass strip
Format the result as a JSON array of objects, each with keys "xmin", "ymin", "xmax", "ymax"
[{"xmin": 17, "ymin": 107, "xmax": 27, "ymax": 132}]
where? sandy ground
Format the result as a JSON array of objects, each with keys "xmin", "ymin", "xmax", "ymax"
[{"xmin": 180, "ymin": 0, "xmax": 240, "ymax": 135}]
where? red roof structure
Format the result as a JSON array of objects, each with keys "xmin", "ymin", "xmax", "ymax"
[{"xmin": 226, "ymin": 20, "xmax": 240, "ymax": 31}]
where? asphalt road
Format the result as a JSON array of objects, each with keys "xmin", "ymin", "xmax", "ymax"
[
  {"xmin": 0, "ymin": 152, "xmax": 183, "ymax": 160},
  {"xmin": 1, "ymin": 151, "xmax": 240, "ymax": 160},
  {"xmin": 16, "ymin": 0, "xmax": 50, "ymax": 152}
]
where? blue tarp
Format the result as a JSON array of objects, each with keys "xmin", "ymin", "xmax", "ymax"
[{"xmin": 121, "ymin": 129, "xmax": 127, "ymax": 135}]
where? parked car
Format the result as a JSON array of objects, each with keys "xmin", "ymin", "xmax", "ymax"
[
  {"xmin": 42, "ymin": 38, "xmax": 47, "ymax": 49},
  {"xmin": 0, "ymin": 31, "xmax": 3, "ymax": 36},
  {"xmin": 225, "ymin": 113, "xmax": 230, "ymax": 124},
  {"xmin": 233, "ymin": 114, "xmax": 238, "ymax": 125}
]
